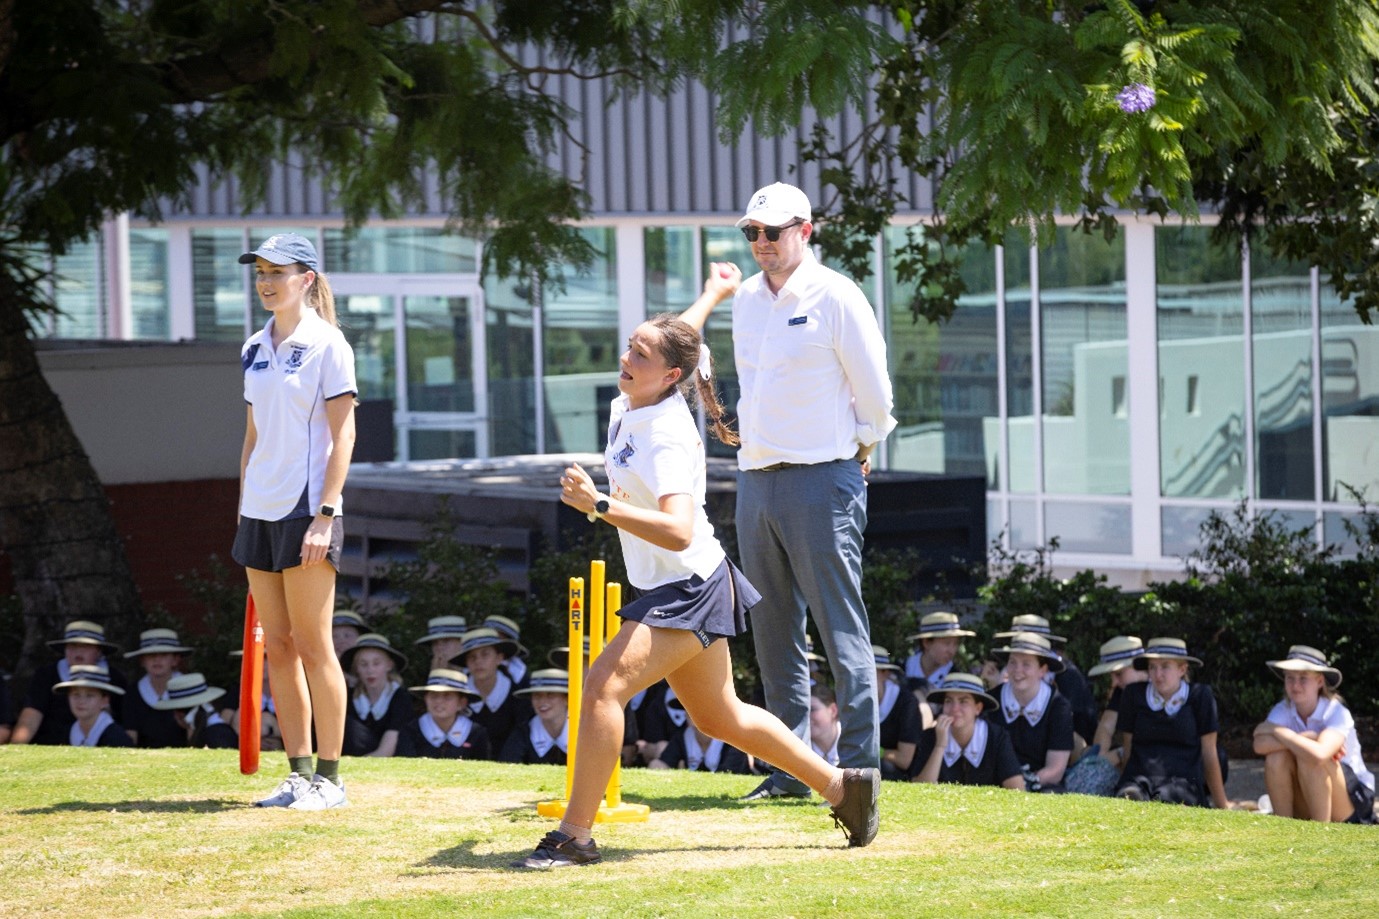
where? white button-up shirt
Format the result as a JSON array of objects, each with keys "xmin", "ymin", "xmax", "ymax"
[{"xmin": 731, "ymin": 250, "xmax": 896, "ymax": 470}]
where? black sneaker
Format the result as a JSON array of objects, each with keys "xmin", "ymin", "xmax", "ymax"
[
  {"xmin": 740, "ymin": 776, "xmax": 811, "ymax": 802},
  {"xmin": 511, "ymin": 830, "xmax": 602, "ymax": 869},
  {"xmin": 829, "ymin": 767, "xmax": 880, "ymax": 847}
]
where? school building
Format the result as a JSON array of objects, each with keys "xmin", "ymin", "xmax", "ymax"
[{"xmin": 31, "ymin": 57, "xmax": 1378, "ymax": 609}]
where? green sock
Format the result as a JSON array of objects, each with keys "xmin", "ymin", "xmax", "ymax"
[
  {"xmin": 316, "ymin": 758, "xmax": 341, "ymax": 786},
  {"xmin": 289, "ymin": 755, "xmax": 313, "ymax": 778}
]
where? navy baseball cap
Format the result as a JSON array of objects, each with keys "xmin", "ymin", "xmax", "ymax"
[{"xmin": 239, "ymin": 233, "xmax": 319, "ymax": 271}]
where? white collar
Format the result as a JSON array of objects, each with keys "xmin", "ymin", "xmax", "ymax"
[
  {"xmin": 944, "ymin": 718, "xmax": 989, "ymax": 768},
  {"xmin": 529, "ymin": 714, "xmax": 569, "ymax": 758},
  {"xmin": 353, "ymin": 681, "xmax": 399, "ymax": 720},
  {"xmin": 138, "ymin": 673, "xmax": 181, "ymax": 707},
  {"xmin": 71, "ymin": 711, "xmax": 116, "ymax": 747},
  {"xmin": 684, "ymin": 730, "xmax": 725, "ymax": 772},
  {"xmin": 1147, "ymin": 680, "xmax": 1190, "ymax": 716},
  {"xmin": 664, "ymin": 687, "xmax": 687, "ymax": 727},
  {"xmin": 470, "ymin": 671, "xmax": 512, "ymax": 712},
  {"xmin": 1002, "ymin": 681, "xmax": 1051, "ymax": 726},
  {"xmin": 878, "ymin": 679, "xmax": 901, "ymax": 721},
  {"xmin": 419, "ymin": 712, "xmax": 474, "ymax": 748}
]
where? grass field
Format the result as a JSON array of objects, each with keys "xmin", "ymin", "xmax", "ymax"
[{"xmin": 2, "ymin": 747, "xmax": 1377, "ymax": 918}]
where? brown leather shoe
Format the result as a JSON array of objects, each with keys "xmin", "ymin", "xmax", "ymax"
[{"xmin": 829, "ymin": 767, "xmax": 880, "ymax": 847}]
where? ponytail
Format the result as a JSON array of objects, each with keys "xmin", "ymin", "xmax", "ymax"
[
  {"xmin": 307, "ymin": 270, "xmax": 338, "ymax": 327},
  {"xmin": 693, "ymin": 347, "xmax": 740, "ymax": 447},
  {"xmin": 648, "ymin": 314, "xmax": 739, "ymax": 447}
]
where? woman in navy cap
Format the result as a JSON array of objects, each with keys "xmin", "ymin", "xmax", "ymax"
[
  {"xmin": 232, "ymin": 233, "xmax": 357, "ymax": 811},
  {"xmin": 513, "ymin": 287, "xmax": 879, "ymax": 870},
  {"xmin": 397, "ymin": 669, "xmax": 491, "ymax": 760}
]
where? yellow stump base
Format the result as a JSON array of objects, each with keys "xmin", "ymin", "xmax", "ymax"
[{"xmin": 535, "ymin": 799, "xmax": 652, "ymax": 823}]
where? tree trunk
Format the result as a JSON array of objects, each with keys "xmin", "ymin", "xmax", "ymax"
[{"xmin": 0, "ymin": 272, "xmax": 143, "ymax": 692}]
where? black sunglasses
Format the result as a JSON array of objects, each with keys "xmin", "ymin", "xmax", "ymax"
[{"xmin": 741, "ymin": 219, "xmax": 803, "ymax": 243}]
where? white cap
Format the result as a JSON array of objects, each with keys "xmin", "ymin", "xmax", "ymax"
[{"xmin": 736, "ymin": 182, "xmax": 812, "ymax": 228}]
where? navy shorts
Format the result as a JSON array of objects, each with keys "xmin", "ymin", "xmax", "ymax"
[
  {"xmin": 232, "ymin": 515, "xmax": 343, "ymax": 572},
  {"xmin": 1342, "ymin": 762, "xmax": 1377, "ymax": 824},
  {"xmin": 619, "ymin": 559, "xmax": 762, "ymax": 648}
]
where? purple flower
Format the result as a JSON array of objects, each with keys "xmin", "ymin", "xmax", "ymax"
[{"xmin": 1116, "ymin": 83, "xmax": 1156, "ymax": 114}]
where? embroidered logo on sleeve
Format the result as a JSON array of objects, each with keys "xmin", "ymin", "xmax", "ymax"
[{"xmin": 787, "ymin": 316, "xmax": 807, "ymax": 327}]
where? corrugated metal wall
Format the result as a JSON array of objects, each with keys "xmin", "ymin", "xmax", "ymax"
[{"xmin": 167, "ymin": 15, "xmax": 933, "ymax": 223}]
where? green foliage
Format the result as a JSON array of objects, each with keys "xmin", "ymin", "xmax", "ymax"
[
  {"xmin": 172, "ymin": 555, "xmax": 252, "ymax": 693},
  {"xmin": 525, "ymin": 523, "xmax": 628, "ymax": 672}
]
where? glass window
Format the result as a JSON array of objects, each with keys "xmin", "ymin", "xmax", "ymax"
[
  {"xmin": 1039, "ymin": 228, "xmax": 1129, "ymax": 495},
  {"xmin": 645, "ymin": 227, "xmax": 698, "ymax": 316},
  {"xmin": 1157, "ymin": 227, "xmax": 1244, "ymax": 498},
  {"xmin": 1160, "ymin": 504, "xmax": 1214, "ymax": 558},
  {"xmin": 543, "ymin": 227, "xmax": 617, "ymax": 453},
  {"xmin": 1324, "ymin": 511, "xmax": 1366, "ymax": 555},
  {"xmin": 1008, "ymin": 498, "xmax": 1039, "ymax": 549},
  {"xmin": 1252, "ymin": 245, "xmax": 1314, "ymax": 500},
  {"xmin": 883, "ymin": 228, "xmax": 999, "ymax": 483},
  {"xmin": 1046, "ymin": 501, "xmax": 1131, "ymax": 554},
  {"xmin": 404, "ymin": 296, "xmax": 474, "ymax": 413},
  {"xmin": 193, "ymin": 229, "xmax": 249, "ymax": 342},
  {"xmin": 1005, "ymin": 239, "xmax": 1034, "ymax": 492},
  {"xmin": 336, "ymin": 294, "xmax": 396, "ymax": 403},
  {"xmin": 323, "ymin": 227, "xmax": 477, "ymax": 274},
  {"xmin": 484, "ymin": 273, "xmax": 537, "ymax": 456},
  {"xmin": 129, "ymin": 229, "xmax": 169, "ymax": 340},
  {"xmin": 699, "ymin": 227, "xmax": 753, "ymax": 459},
  {"xmin": 1320, "ymin": 280, "xmax": 1379, "ymax": 503},
  {"xmin": 409, "ymin": 428, "xmax": 477, "ymax": 461},
  {"xmin": 51, "ymin": 237, "xmax": 104, "ymax": 339}
]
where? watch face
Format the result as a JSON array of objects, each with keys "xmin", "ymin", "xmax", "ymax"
[
  {"xmin": 320, "ymin": 504, "xmax": 336, "ymax": 518},
  {"xmin": 596, "ymin": 499, "xmax": 610, "ymax": 514}
]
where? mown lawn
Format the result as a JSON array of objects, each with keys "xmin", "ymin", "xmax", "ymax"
[{"xmin": 1, "ymin": 746, "xmax": 1376, "ymax": 918}]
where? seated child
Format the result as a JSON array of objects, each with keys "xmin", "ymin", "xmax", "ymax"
[
  {"xmin": 152, "ymin": 673, "xmax": 237, "ymax": 748},
  {"xmin": 483, "ymin": 614, "xmax": 531, "ymax": 690},
  {"xmin": 52, "ymin": 663, "xmax": 133, "ymax": 748},
  {"xmin": 121, "ymin": 628, "xmax": 193, "ymax": 748},
  {"xmin": 12, "ymin": 620, "xmax": 128, "ymax": 745},
  {"xmin": 994, "ymin": 613, "xmax": 1097, "ymax": 745},
  {"xmin": 1087, "ymin": 635, "xmax": 1146, "ymax": 770},
  {"xmin": 341, "ymin": 634, "xmax": 413, "ymax": 757},
  {"xmin": 226, "ymin": 649, "xmax": 283, "ymax": 752},
  {"xmin": 904, "ymin": 611, "xmax": 974, "ymax": 698},
  {"xmin": 911, "ymin": 672, "xmax": 1022, "ymax": 789},
  {"xmin": 1115, "ymin": 637, "xmax": 1229, "ymax": 808},
  {"xmin": 649, "ymin": 694, "xmax": 752, "ymax": 774},
  {"xmin": 991, "ymin": 632, "xmax": 1074, "ymax": 792},
  {"xmin": 397, "ymin": 668, "xmax": 491, "ymax": 759},
  {"xmin": 1253, "ymin": 644, "xmax": 1376, "ymax": 824},
  {"xmin": 876, "ymin": 646, "xmax": 922, "ymax": 780},
  {"xmin": 413, "ymin": 615, "xmax": 468, "ymax": 674},
  {"xmin": 809, "ymin": 683, "xmax": 842, "ymax": 766},
  {"xmin": 451, "ymin": 628, "xmax": 531, "ymax": 756},
  {"xmin": 501, "ymin": 669, "xmax": 571, "ymax": 765}
]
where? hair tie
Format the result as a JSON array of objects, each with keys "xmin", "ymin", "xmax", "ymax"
[{"xmin": 696, "ymin": 344, "xmax": 712, "ymax": 381}]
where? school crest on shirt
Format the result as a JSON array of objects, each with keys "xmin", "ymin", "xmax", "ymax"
[
  {"xmin": 285, "ymin": 345, "xmax": 306, "ymax": 372},
  {"xmin": 612, "ymin": 434, "xmax": 636, "ymax": 468}
]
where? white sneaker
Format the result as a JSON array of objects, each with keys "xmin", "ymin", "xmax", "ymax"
[
  {"xmin": 288, "ymin": 774, "xmax": 347, "ymax": 810},
  {"xmin": 254, "ymin": 772, "xmax": 310, "ymax": 808}
]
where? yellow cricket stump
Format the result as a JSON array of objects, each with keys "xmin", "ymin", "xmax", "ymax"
[{"xmin": 537, "ymin": 560, "xmax": 651, "ymax": 823}]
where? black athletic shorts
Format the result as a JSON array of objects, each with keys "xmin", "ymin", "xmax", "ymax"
[{"xmin": 232, "ymin": 515, "xmax": 343, "ymax": 572}]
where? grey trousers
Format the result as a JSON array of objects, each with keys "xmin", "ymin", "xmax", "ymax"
[{"xmin": 737, "ymin": 459, "xmax": 879, "ymax": 792}]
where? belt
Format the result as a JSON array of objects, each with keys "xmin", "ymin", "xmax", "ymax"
[{"xmin": 755, "ymin": 462, "xmax": 808, "ymax": 472}]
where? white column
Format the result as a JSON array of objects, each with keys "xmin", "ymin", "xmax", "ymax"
[
  {"xmin": 615, "ymin": 221, "xmax": 645, "ymax": 346},
  {"xmin": 1124, "ymin": 221, "xmax": 1162, "ymax": 561},
  {"xmin": 103, "ymin": 213, "xmax": 132, "ymax": 339},
  {"xmin": 166, "ymin": 226, "xmax": 195, "ymax": 341}
]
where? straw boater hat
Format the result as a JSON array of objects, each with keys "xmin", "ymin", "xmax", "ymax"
[
  {"xmin": 413, "ymin": 615, "xmax": 469, "ymax": 646},
  {"xmin": 483, "ymin": 615, "xmax": 530, "ymax": 658},
  {"xmin": 993, "ymin": 614, "xmax": 1066, "ymax": 645},
  {"xmin": 908, "ymin": 611, "xmax": 976, "ymax": 643},
  {"xmin": 333, "ymin": 609, "xmax": 367, "ymax": 631},
  {"xmin": 340, "ymin": 633, "xmax": 409, "ymax": 672},
  {"xmin": 991, "ymin": 631, "xmax": 1066, "ymax": 674},
  {"xmin": 1267, "ymin": 645, "xmax": 1342, "ymax": 689},
  {"xmin": 1087, "ymin": 636, "xmax": 1144, "ymax": 677},
  {"xmin": 547, "ymin": 637, "xmax": 592, "ymax": 670},
  {"xmin": 449, "ymin": 628, "xmax": 519, "ymax": 668},
  {"xmin": 152, "ymin": 673, "xmax": 226, "ymax": 710},
  {"xmin": 408, "ymin": 668, "xmax": 482, "ymax": 700},
  {"xmin": 515, "ymin": 669, "xmax": 570, "ymax": 696},
  {"xmin": 46, "ymin": 620, "xmax": 119, "ymax": 653},
  {"xmin": 872, "ymin": 646, "xmax": 901, "ymax": 672},
  {"xmin": 926, "ymin": 672, "xmax": 998, "ymax": 710},
  {"xmin": 123, "ymin": 628, "xmax": 193, "ymax": 659},
  {"xmin": 52, "ymin": 663, "xmax": 125, "ymax": 696},
  {"xmin": 1133, "ymin": 637, "xmax": 1202, "ymax": 669}
]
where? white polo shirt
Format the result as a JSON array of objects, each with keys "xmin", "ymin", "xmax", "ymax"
[
  {"xmin": 1266, "ymin": 696, "xmax": 1375, "ymax": 791},
  {"xmin": 604, "ymin": 391, "xmax": 724, "ymax": 590},
  {"xmin": 731, "ymin": 249, "xmax": 896, "ymax": 470},
  {"xmin": 240, "ymin": 310, "xmax": 357, "ymax": 522}
]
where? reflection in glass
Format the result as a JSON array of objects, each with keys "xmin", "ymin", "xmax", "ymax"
[
  {"xmin": 1320, "ymin": 280, "xmax": 1379, "ymax": 503},
  {"xmin": 646, "ymin": 227, "xmax": 698, "ymax": 316},
  {"xmin": 336, "ymin": 294, "xmax": 396, "ymax": 402},
  {"xmin": 1157, "ymin": 227, "xmax": 1244, "ymax": 498},
  {"xmin": 1009, "ymin": 499, "xmax": 1038, "ymax": 549},
  {"xmin": 1160, "ymin": 505, "xmax": 1215, "ymax": 558},
  {"xmin": 1005, "ymin": 239, "xmax": 1034, "ymax": 491},
  {"xmin": 484, "ymin": 273, "xmax": 536, "ymax": 456},
  {"xmin": 1252, "ymin": 246, "xmax": 1314, "ymax": 500},
  {"xmin": 405, "ymin": 297, "xmax": 473, "ymax": 413},
  {"xmin": 883, "ymin": 227, "xmax": 999, "ymax": 482},
  {"xmin": 193, "ymin": 229, "xmax": 248, "ymax": 342},
  {"xmin": 1039, "ymin": 229, "xmax": 1129, "ymax": 494},
  {"xmin": 324, "ymin": 227, "xmax": 476, "ymax": 273},
  {"xmin": 409, "ymin": 429, "xmax": 477, "ymax": 461},
  {"xmin": 543, "ymin": 227, "xmax": 617, "ymax": 453},
  {"xmin": 1324, "ymin": 511, "xmax": 1365, "ymax": 555},
  {"xmin": 129, "ymin": 229, "xmax": 169, "ymax": 340},
  {"xmin": 51, "ymin": 238, "xmax": 104, "ymax": 339},
  {"xmin": 1046, "ymin": 501, "xmax": 1131, "ymax": 554}
]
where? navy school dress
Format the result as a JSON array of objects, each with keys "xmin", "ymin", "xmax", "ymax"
[
  {"xmin": 123, "ymin": 680, "xmax": 188, "ymax": 749},
  {"xmin": 499, "ymin": 716, "xmax": 569, "ymax": 766},
  {"xmin": 878, "ymin": 680, "xmax": 924, "ymax": 781},
  {"xmin": 910, "ymin": 719, "xmax": 1022, "ymax": 787},
  {"xmin": 23, "ymin": 660, "xmax": 129, "ymax": 745},
  {"xmin": 999, "ymin": 688, "xmax": 1075, "ymax": 789},
  {"xmin": 396, "ymin": 716, "xmax": 492, "ymax": 760},
  {"xmin": 1115, "ymin": 682, "xmax": 1220, "ymax": 806},
  {"xmin": 343, "ymin": 685, "xmax": 415, "ymax": 756}
]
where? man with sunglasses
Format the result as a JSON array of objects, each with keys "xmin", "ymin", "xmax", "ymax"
[{"xmin": 688, "ymin": 181, "xmax": 896, "ymax": 801}]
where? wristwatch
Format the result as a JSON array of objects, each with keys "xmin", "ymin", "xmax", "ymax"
[
  {"xmin": 319, "ymin": 503, "xmax": 340, "ymax": 518},
  {"xmin": 586, "ymin": 496, "xmax": 610, "ymax": 523}
]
